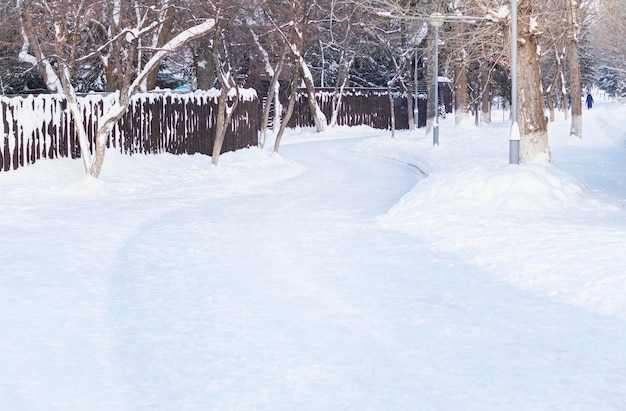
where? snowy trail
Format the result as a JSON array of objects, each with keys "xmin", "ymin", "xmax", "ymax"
[
  {"xmin": 3, "ymin": 132, "xmax": 626, "ymax": 410},
  {"xmin": 102, "ymin": 139, "xmax": 626, "ymax": 410}
]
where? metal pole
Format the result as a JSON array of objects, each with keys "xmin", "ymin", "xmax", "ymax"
[
  {"xmin": 509, "ymin": 0, "xmax": 520, "ymax": 164},
  {"xmin": 433, "ymin": 24, "xmax": 440, "ymax": 146}
]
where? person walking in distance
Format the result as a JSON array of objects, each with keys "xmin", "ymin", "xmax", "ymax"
[{"xmin": 586, "ymin": 92, "xmax": 594, "ymax": 109}]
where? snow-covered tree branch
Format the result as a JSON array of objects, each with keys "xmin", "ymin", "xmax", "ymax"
[{"xmin": 16, "ymin": 0, "xmax": 216, "ymax": 177}]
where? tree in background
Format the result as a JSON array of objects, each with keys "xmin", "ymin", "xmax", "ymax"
[
  {"xmin": 15, "ymin": 0, "xmax": 215, "ymax": 177},
  {"xmin": 2, "ymin": 0, "xmax": 624, "ymax": 168},
  {"xmin": 588, "ymin": 0, "xmax": 626, "ymax": 96}
]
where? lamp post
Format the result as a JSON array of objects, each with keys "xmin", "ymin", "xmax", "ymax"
[
  {"xmin": 509, "ymin": 0, "xmax": 520, "ymax": 164},
  {"xmin": 430, "ymin": 12, "xmax": 444, "ymax": 146}
]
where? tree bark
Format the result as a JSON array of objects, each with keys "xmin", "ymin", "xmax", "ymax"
[
  {"xmin": 211, "ymin": 89, "xmax": 235, "ymax": 165},
  {"xmin": 211, "ymin": 26, "xmax": 239, "ymax": 166},
  {"xmin": 388, "ymin": 82, "xmax": 396, "ymax": 138},
  {"xmin": 566, "ymin": 0, "xmax": 582, "ymax": 138},
  {"xmin": 260, "ymin": 47, "xmax": 287, "ymax": 149},
  {"xmin": 145, "ymin": 4, "xmax": 176, "ymax": 91},
  {"xmin": 329, "ymin": 51, "xmax": 354, "ymax": 128},
  {"xmin": 517, "ymin": 1, "xmax": 550, "ymax": 163},
  {"xmin": 480, "ymin": 62, "xmax": 492, "ymax": 124},
  {"xmin": 454, "ymin": 53, "xmax": 470, "ymax": 125},
  {"xmin": 425, "ymin": 31, "xmax": 435, "ymax": 136},
  {"xmin": 195, "ymin": 46, "xmax": 216, "ymax": 90},
  {"xmin": 275, "ymin": 62, "xmax": 300, "ymax": 153},
  {"xmin": 299, "ymin": 61, "xmax": 327, "ymax": 132}
]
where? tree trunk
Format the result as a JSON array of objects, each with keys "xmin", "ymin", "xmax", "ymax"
[
  {"xmin": 560, "ymin": 72, "xmax": 569, "ymax": 121},
  {"xmin": 546, "ymin": 46, "xmax": 563, "ymax": 123},
  {"xmin": 425, "ymin": 32, "xmax": 435, "ymax": 136},
  {"xmin": 89, "ymin": 104, "xmax": 126, "ymax": 178},
  {"xmin": 329, "ymin": 52, "xmax": 354, "ymax": 128},
  {"xmin": 58, "ymin": 64, "xmax": 93, "ymax": 172},
  {"xmin": 211, "ymin": 26, "xmax": 239, "ymax": 165},
  {"xmin": 517, "ymin": 1, "xmax": 550, "ymax": 163},
  {"xmin": 275, "ymin": 63, "xmax": 300, "ymax": 153},
  {"xmin": 19, "ymin": 12, "xmax": 62, "ymax": 93},
  {"xmin": 211, "ymin": 90, "xmax": 227, "ymax": 165},
  {"xmin": 211, "ymin": 87, "xmax": 239, "ymax": 165},
  {"xmin": 546, "ymin": 91, "xmax": 555, "ymax": 122},
  {"xmin": 480, "ymin": 62, "xmax": 492, "ymax": 124},
  {"xmin": 406, "ymin": 78, "xmax": 415, "ymax": 131},
  {"xmin": 566, "ymin": 0, "xmax": 582, "ymax": 138},
  {"xmin": 454, "ymin": 53, "xmax": 470, "ymax": 125},
  {"xmin": 195, "ymin": 46, "xmax": 216, "ymax": 90},
  {"xmin": 388, "ymin": 82, "xmax": 396, "ymax": 138},
  {"xmin": 145, "ymin": 5, "xmax": 176, "ymax": 91},
  {"xmin": 260, "ymin": 47, "xmax": 288, "ymax": 148},
  {"xmin": 299, "ymin": 61, "xmax": 327, "ymax": 132}
]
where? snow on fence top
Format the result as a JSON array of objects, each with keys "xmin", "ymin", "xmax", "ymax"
[
  {"xmin": 0, "ymin": 90, "xmax": 259, "ymax": 172},
  {"xmin": 2, "ymin": 86, "xmax": 428, "ymax": 172}
]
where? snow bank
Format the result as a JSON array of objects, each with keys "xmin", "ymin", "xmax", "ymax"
[{"xmin": 353, "ymin": 104, "xmax": 626, "ymax": 319}]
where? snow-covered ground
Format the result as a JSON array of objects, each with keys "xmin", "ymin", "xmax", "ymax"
[{"xmin": 1, "ymin": 98, "xmax": 625, "ymax": 410}]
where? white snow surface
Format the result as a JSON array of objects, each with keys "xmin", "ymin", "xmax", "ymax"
[{"xmin": 2, "ymin": 99, "xmax": 626, "ymax": 410}]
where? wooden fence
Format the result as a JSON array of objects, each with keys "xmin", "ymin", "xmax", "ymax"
[
  {"xmin": 1, "ymin": 85, "xmax": 452, "ymax": 173},
  {"xmin": 287, "ymin": 88, "xmax": 409, "ymax": 130},
  {"xmin": 0, "ymin": 90, "xmax": 259, "ymax": 172}
]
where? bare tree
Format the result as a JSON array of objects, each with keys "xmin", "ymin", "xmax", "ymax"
[
  {"xmin": 16, "ymin": 0, "xmax": 216, "ymax": 177},
  {"xmin": 261, "ymin": 0, "xmax": 328, "ymax": 132},
  {"xmin": 248, "ymin": 9, "xmax": 289, "ymax": 148},
  {"xmin": 589, "ymin": 0, "xmax": 626, "ymax": 96}
]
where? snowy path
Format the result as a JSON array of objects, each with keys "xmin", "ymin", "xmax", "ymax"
[{"xmin": 2, "ymin": 137, "xmax": 626, "ymax": 410}]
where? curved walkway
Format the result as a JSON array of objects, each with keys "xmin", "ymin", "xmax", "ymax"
[
  {"xmin": 110, "ymin": 138, "xmax": 626, "ymax": 410},
  {"xmin": 2, "ymin": 137, "xmax": 626, "ymax": 410}
]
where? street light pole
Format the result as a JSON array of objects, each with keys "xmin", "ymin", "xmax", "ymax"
[
  {"xmin": 430, "ymin": 12, "xmax": 444, "ymax": 146},
  {"xmin": 509, "ymin": 0, "xmax": 520, "ymax": 164}
]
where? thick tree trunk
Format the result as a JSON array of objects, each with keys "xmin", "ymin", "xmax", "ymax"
[
  {"xmin": 105, "ymin": 60, "xmax": 119, "ymax": 92},
  {"xmin": 454, "ymin": 54, "xmax": 470, "ymax": 125},
  {"xmin": 195, "ymin": 46, "xmax": 216, "ymax": 90},
  {"xmin": 566, "ymin": 0, "xmax": 582, "ymax": 138},
  {"xmin": 480, "ymin": 63, "xmax": 492, "ymax": 124},
  {"xmin": 517, "ymin": 2, "xmax": 550, "ymax": 163},
  {"xmin": 425, "ymin": 33, "xmax": 435, "ymax": 136}
]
